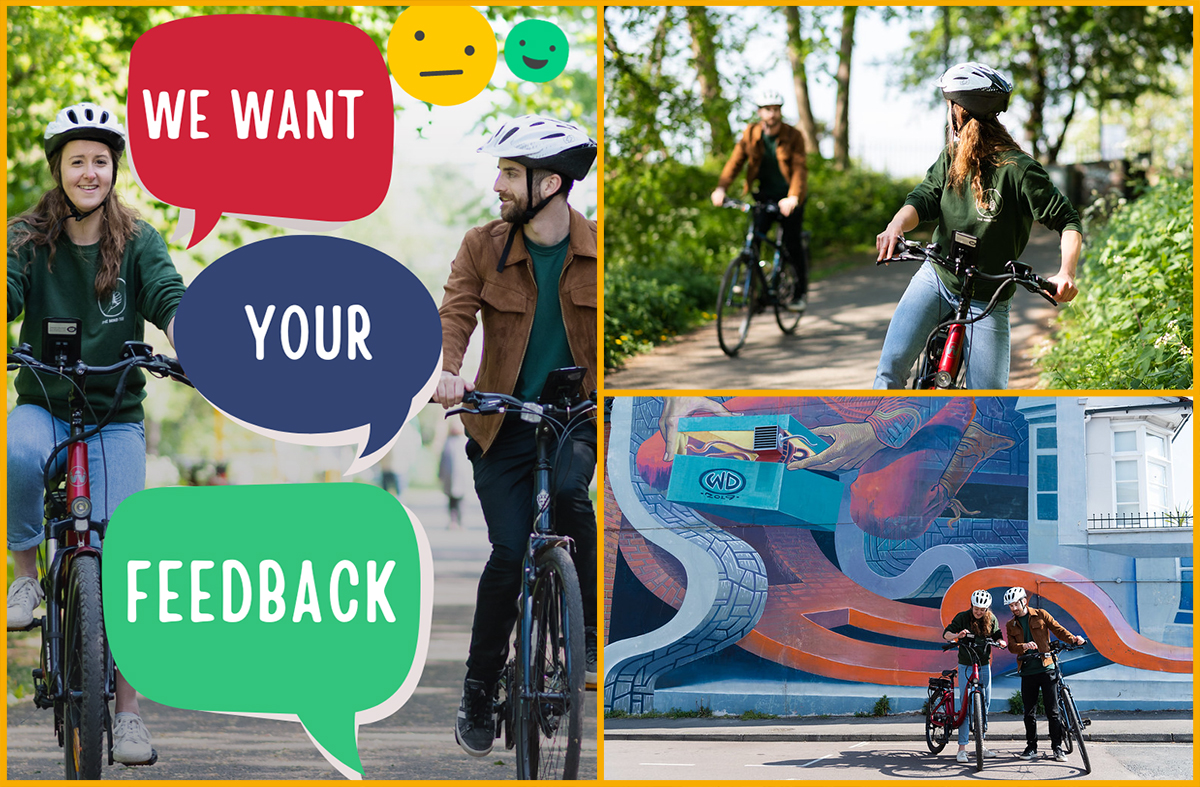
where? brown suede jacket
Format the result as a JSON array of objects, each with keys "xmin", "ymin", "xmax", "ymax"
[
  {"xmin": 438, "ymin": 207, "xmax": 597, "ymax": 454},
  {"xmin": 1006, "ymin": 607, "xmax": 1076, "ymax": 671},
  {"xmin": 717, "ymin": 121, "xmax": 808, "ymax": 201}
]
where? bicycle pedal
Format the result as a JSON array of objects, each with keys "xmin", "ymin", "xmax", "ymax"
[
  {"xmin": 119, "ymin": 748, "xmax": 159, "ymax": 767},
  {"xmin": 7, "ymin": 619, "xmax": 42, "ymax": 632},
  {"xmin": 1081, "ymin": 718, "xmax": 1091, "ymax": 727}
]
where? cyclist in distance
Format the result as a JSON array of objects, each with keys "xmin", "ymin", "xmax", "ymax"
[
  {"xmin": 1004, "ymin": 586, "xmax": 1086, "ymax": 762},
  {"xmin": 711, "ymin": 86, "xmax": 809, "ymax": 312},
  {"xmin": 432, "ymin": 115, "xmax": 598, "ymax": 759},
  {"xmin": 6, "ymin": 102, "xmax": 186, "ymax": 764},
  {"xmin": 942, "ymin": 589, "xmax": 1007, "ymax": 762},
  {"xmin": 874, "ymin": 62, "xmax": 1083, "ymax": 389}
]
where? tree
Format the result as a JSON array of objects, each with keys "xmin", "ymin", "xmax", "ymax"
[
  {"xmin": 783, "ymin": 7, "xmax": 819, "ymax": 155},
  {"xmin": 684, "ymin": 6, "xmax": 733, "ymax": 156},
  {"xmin": 831, "ymin": 6, "xmax": 857, "ymax": 169}
]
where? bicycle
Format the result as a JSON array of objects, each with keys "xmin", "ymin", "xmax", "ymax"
[
  {"xmin": 879, "ymin": 230, "xmax": 1059, "ymax": 388},
  {"xmin": 1018, "ymin": 640, "xmax": 1092, "ymax": 773},
  {"xmin": 445, "ymin": 367, "xmax": 595, "ymax": 779},
  {"xmin": 715, "ymin": 198, "xmax": 810, "ymax": 357},
  {"xmin": 925, "ymin": 632, "xmax": 1006, "ymax": 772},
  {"xmin": 8, "ymin": 327, "xmax": 190, "ymax": 779}
]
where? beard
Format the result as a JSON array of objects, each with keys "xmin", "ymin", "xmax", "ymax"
[{"xmin": 499, "ymin": 193, "xmax": 528, "ymax": 223}]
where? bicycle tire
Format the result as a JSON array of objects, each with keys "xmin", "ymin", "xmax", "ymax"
[
  {"xmin": 514, "ymin": 547, "xmax": 584, "ymax": 780},
  {"xmin": 716, "ymin": 255, "xmax": 756, "ymax": 357},
  {"xmin": 772, "ymin": 262, "xmax": 802, "ymax": 335},
  {"xmin": 63, "ymin": 554, "xmax": 107, "ymax": 780},
  {"xmin": 924, "ymin": 691, "xmax": 951, "ymax": 754},
  {"xmin": 1061, "ymin": 686, "xmax": 1091, "ymax": 774},
  {"xmin": 972, "ymin": 689, "xmax": 984, "ymax": 772},
  {"xmin": 1058, "ymin": 683, "xmax": 1075, "ymax": 755}
]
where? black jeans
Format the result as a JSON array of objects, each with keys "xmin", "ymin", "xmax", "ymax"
[
  {"xmin": 464, "ymin": 416, "xmax": 597, "ymax": 685},
  {"xmin": 1021, "ymin": 672, "xmax": 1064, "ymax": 749},
  {"xmin": 752, "ymin": 195, "xmax": 808, "ymax": 297}
]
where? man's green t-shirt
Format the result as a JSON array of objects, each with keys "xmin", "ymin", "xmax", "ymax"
[
  {"xmin": 757, "ymin": 133, "xmax": 790, "ymax": 201},
  {"xmin": 1017, "ymin": 614, "xmax": 1050, "ymax": 676},
  {"xmin": 512, "ymin": 234, "xmax": 575, "ymax": 403}
]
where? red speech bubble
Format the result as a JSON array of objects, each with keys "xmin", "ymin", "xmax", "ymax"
[{"xmin": 127, "ymin": 16, "xmax": 393, "ymax": 248}]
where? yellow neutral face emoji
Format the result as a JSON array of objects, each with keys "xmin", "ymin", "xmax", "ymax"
[{"xmin": 388, "ymin": 6, "xmax": 498, "ymax": 106}]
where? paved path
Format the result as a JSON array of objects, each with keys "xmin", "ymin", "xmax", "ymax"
[
  {"xmin": 6, "ymin": 488, "xmax": 598, "ymax": 780},
  {"xmin": 605, "ymin": 225, "xmax": 1063, "ymax": 390}
]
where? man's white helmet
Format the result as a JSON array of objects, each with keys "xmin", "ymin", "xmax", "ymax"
[
  {"xmin": 754, "ymin": 87, "xmax": 785, "ymax": 108},
  {"xmin": 44, "ymin": 102, "xmax": 126, "ymax": 159},
  {"xmin": 971, "ymin": 589, "xmax": 992, "ymax": 608},
  {"xmin": 1003, "ymin": 586, "xmax": 1028, "ymax": 606},
  {"xmin": 478, "ymin": 115, "xmax": 596, "ymax": 181}
]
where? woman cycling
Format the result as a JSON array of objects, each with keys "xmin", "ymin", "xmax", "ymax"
[
  {"xmin": 874, "ymin": 62, "xmax": 1083, "ymax": 389},
  {"xmin": 942, "ymin": 589, "xmax": 1007, "ymax": 763},
  {"xmin": 7, "ymin": 102, "xmax": 186, "ymax": 764}
]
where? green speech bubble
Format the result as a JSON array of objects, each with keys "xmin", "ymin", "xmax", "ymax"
[{"xmin": 101, "ymin": 483, "xmax": 432, "ymax": 779}]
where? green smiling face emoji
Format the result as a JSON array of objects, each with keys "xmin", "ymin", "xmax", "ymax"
[{"xmin": 505, "ymin": 19, "xmax": 569, "ymax": 82}]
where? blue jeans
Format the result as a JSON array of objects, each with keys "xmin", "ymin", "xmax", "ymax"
[
  {"xmin": 958, "ymin": 662, "xmax": 992, "ymax": 746},
  {"xmin": 874, "ymin": 262, "xmax": 1011, "ymax": 390},
  {"xmin": 7, "ymin": 404, "xmax": 145, "ymax": 551}
]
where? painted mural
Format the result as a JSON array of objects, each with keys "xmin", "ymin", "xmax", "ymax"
[{"xmin": 603, "ymin": 396, "xmax": 1193, "ymax": 715}]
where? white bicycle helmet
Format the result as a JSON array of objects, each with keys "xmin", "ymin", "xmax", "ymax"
[
  {"xmin": 971, "ymin": 589, "xmax": 992, "ymax": 608},
  {"xmin": 935, "ymin": 62, "xmax": 1013, "ymax": 118},
  {"xmin": 754, "ymin": 87, "xmax": 785, "ymax": 108},
  {"xmin": 478, "ymin": 115, "xmax": 596, "ymax": 182},
  {"xmin": 44, "ymin": 102, "xmax": 126, "ymax": 160},
  {"xmin": 1003, "ymin": 586, "xmax": 1028, "ymax": 606}
]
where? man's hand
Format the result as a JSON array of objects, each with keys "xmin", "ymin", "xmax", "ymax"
[
  {"xmin": 1022, "ymin": 642, "xmax": 1038, "ymax": 652},
  {"xmin": 1073, "ymin": 635, "xmax": 1086, "ymax": 646},
  {"xmin": 778, "ymin": 195, "xmax": 800, "ymax": 217},
  {"xmin": 433, "ymin": 370, "xmax": 473, "ymax": 408},
  {"xmin": 711, "ymin": 187, "xmax": 727, "ymax": 208}
]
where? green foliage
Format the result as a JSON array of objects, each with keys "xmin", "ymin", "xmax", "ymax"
[
  {"xmin": 1008, "ymin": 690, "xmax": 1045, "ymax": 716},
  {"xmin": 872, "ymin": 695, "xmax": 892, "ymax": 717},
  {"xmin": 739, "ymin": 709, "xmax": 779, "ymax": 720},
  {"xmin": 1039, "ymin": 179, "xmax": 1193, "ymax": 389}
]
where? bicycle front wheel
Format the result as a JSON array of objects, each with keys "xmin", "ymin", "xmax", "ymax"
[
  {"xmin": 971, "ymin": 689, "xmax": 984, "ymax": 772},
  {"xmin": 716, "ymin": 255, "xmax": 756, "ymax": 357},
  {"xmin": 924, "ymin": 691, "xmax": 951, "ymax": 754},
  {"xmin": 1058, "ymin": 684, "xmax": 1075, "ymax": 755},
  {"xmin": 63, "ymin": 554, "xmax": 107, "ymax": 779},
  {"xmin": 1060, "ymin": 686, "xmax": 1091, "ymax": 774},
  {"xmin": 772, "ymin": 263, "xmax": 802, "ymax": 335},
  {"xmin": 514, "ymin": 547, "xmax": 585, "ymax": 780}
]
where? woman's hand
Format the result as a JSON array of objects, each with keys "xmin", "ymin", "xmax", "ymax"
[
  {"xmin": 876, "ymin": 206, "xmax": 919, "ymax": 263},
  {"xmin": 1047, "ymin": 271, "xmax": 1078, "ymax": 303}
]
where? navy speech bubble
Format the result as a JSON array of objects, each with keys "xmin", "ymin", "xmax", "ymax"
[{"xmin": 175, "ymin": 235, "xmax": 441, "ymax": 475}]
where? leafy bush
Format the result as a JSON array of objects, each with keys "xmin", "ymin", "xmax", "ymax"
[
  {"xmin": 1039, "ymin": 178, "xmax": 1193, "ymax": 388},
  {"xmin": 1007, "ymin": 689, "xmax": 1045, "ymax": 716}
]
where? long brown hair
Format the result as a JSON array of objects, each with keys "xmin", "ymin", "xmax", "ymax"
[
  {"xmin": 7, "ymin": 144, "xmax": 142, "ymax": 301},
  {"xmin": 946, "ymin": 103, "xmax": 1022, "ymax": 212}
]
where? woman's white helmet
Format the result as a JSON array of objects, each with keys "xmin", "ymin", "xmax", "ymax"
[
  {"xmin": 44, "ymin": 102, "xmax": 126, "ymax": 159},
  {"xmin": 1003, "ymin": 586, "xmax": 1028, "ymax": 606},
  {"xmin": 935, "ymin": 62, "xmax": 1013, "ymax": 118},
  {"xmin": 755, "ymin": 87, "xmax": 785, "ymax": 108},
  {"xmin": 971, "ymin": 589, "xmax": 993, "ymax": 608},
  {"xmin": 478, "ymin": 115, "xmax": 596, "ymax": 181}
]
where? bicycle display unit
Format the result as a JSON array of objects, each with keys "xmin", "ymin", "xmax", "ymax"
[
  {"xmin": 880, "ymin": 231, "xmax": 1059, "ymax": 388},
  {"xmin": 925, "ymin": 632, "xmax": 1005, "ymax": 772},
  {"xmin": 715, "ymin": 199, "xmax": 810, "ymax": 357},
  {"xmin": 8, "ymin": 330, "xmax": 190, "ymax": 779},
  {"xmin": 1019, "ymin": 640, "xmax": 1093, "ymax": 774},
  {"xmin": 447, "ymin": 369, "xmax": 594, "ymax": 780}
]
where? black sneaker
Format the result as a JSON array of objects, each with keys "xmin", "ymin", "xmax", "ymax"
[
  {"xmin": 1019, "ymin": 745, "xmax": 1038, "ymax": 760},
  {"xmin": 585, "ymin": 627, "xmax": 598, "ymax": 687},
  {"xmin": 1052, "ymin": 748, "xmax": 1066, "ymax": 762},
  {"xmin": 455, "ymin": 678, "xmax": 495, "ymax": 757}
]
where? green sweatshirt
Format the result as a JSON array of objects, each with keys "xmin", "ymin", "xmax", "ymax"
[
  {"xmin": 512, "ymin": 234, "xmax": 575, "ymax": 403},
  {"xmin": 8, "ymin": 220, "xmax": 185, "ymax": 423},
  {"xmin": 904, "ymin": 147, "xmax": 1083, "ymax": 301}
]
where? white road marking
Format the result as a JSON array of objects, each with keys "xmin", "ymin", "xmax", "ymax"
[{"xmin": 639, "ymin": 762, "xmax": 695, "ymax": 767}]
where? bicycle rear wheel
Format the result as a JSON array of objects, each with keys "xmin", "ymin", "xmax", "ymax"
[
  {"xmin": 514, "ymin": 547, "xmax": 585, "ymax": 780},
  {"xmin": 1060, "ymin": 686, "xmax": 1091, "ymax": 774},
  {"xmin": 716, "ymin": 255, "xmax": 756, "ymax": 357},
  {"xmin": 924, "ymin": 691, "xmax": 951, "ymax": 754},
  {"xmin": 772, "ymin": 262, "xmax": 802, "ymax": 335},
  {"xmin": 63, "ymin": 554, "xmax": 107, "ymax": 779},
  {"xmin": 971, "ymin": 689, "xmax": 984, "ymax": 772}
]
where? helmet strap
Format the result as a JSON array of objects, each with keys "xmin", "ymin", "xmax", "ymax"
[{"xmin": 495, "ymin": 169, "xmax": 567, "ymax": 272}]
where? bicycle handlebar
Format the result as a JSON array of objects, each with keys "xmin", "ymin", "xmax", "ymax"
[
  {"xmin": 721, "ymin": 198, "xmax": 781, "ymax": 216},
  {"xmin": 1017, "ymin": 639, "xmax": 1087, "ymax": 660},
  {"xmin": 8, "ymin": 343, "xmax": 193, "ymax": 388},
  {"xmin": 444, "ymin": 390, "xmax": 597, "ymax": 422},
  {"xmin": 879, "ymin": 239, "xmax": 1059, "ymax": 307}
]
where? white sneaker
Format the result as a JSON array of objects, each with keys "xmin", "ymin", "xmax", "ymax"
[
  {"xmin": 983, "ymin": 747, "xmax": 999, "ymax": 758},
  {"xmin": 956, "ymin": 751, "xmax": 969, "ymax": 763},
  {"xmin": 787, "ymin": 294, "xmax": 808, "ymax": 313},
  {"xmin": 112, "ymin": 713, "xmax": 153, "ymax": 764},
  {"xmin": 6, "ymin": 576, "xmax": 44, "ymax": 630}
]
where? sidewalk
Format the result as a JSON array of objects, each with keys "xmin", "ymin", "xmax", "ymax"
[{"xmin": 604, "ymin": 710, "xmax": 1193, "ymax": 744}]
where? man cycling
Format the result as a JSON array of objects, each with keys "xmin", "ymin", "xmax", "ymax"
[
  {"xmin": 433, "ymin": 115, "xmax": 598, "ymax": 759},
  {"xmin": 711, "ymin": 87, "xmax": 809, "ymax": 312},
  {"xmin": 1004, "ymin": 586, "xmax": 1086, "ymax": 762}
]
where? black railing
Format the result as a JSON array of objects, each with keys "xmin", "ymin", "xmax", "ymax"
[{"xmin": 1087, "ymin": 512, "xmax": 1193, "ymax": 531}]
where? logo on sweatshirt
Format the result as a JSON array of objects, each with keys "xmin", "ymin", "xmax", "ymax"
[
  {"xmin": 978, "ymin": 189, "xmax": 1003, "ymax": 221},
  {"xmin": 99, "ymin": 277, "xmax": 128, "ymax": 320}
]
